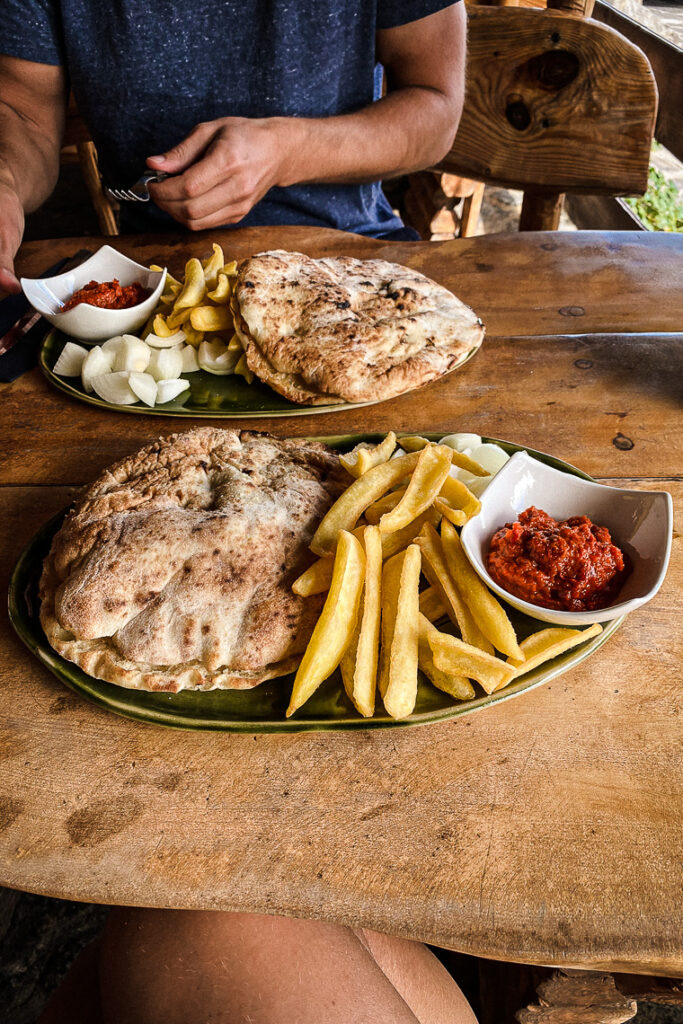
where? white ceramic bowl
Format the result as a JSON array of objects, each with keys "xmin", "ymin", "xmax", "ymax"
[
  {"xmin": 21, "ymin": 245, "xmax": 166, "ymax": 343},
  {"xmin": 460, "ymin": 450, "xmax": 673, "ymax": 625}
]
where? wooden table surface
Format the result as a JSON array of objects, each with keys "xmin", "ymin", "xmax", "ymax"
[{"xmin": 1, "ymin": 227, "xmax": 681, "ymax": 976}]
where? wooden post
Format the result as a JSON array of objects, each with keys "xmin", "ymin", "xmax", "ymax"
[{"xmin": 519, "ymin": 190, "xmax": 565, "ymax": 230}]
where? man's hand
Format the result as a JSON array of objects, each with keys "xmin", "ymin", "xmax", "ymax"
[
  {"xmin": 146, "ymin": 117, "xmax": 293, "ymax": 231},
  {"xmin": 0, "ymin": 180, "xmax": 25, "ymax": 294}
]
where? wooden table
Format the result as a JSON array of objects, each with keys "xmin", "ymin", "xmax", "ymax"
[{"xmin": 1, "ymin": 228, "xmax": 681, "ymax": 978}]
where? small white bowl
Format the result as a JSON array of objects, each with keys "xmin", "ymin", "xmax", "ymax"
[
  {"xmin": 21, "ymin": 245, "xmax": 166, "ymax": 343},
  {"xmin": 460, "ymin": 450, "xmax": 673, "ymax": 625}
]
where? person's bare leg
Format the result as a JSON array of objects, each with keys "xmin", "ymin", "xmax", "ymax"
[
  {"xmin": 98, "ymin": 909, "xmax": 478, "ymax": 1024},
  {"xmin": 355, "ymin": 928, "xmax": 477, "ymax": 1024}
]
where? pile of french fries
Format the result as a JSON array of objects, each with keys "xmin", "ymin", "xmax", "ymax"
[
  {"xmin": 287, "ymin": 433, "xmax": 602, "ymax": 719},
  {"xmin": 145, "ymin": 244, "xmax": 253, "ymax": 381}
]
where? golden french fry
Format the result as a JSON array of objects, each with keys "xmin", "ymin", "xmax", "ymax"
[
  {"xmin": 441, "ymin": 520, "xmax": 522, "ymax": 660},
  {"xmin": 310, "ymin": 451, "xmax": 422, "ymax": 556},
  {"xmin": 190, "ymin": 305, "xmax": 233, "ymax": 332},
  {"xmin": 380, "ymin": 508, "xmax": 440, "ymax": 560},
  {"xmin": 234, "ymin": 353, "xmax": 254, "ymax": 383},
  {"xmin": 418, "ymin": 615, "xmax": 475, "ymax": 700},
  {"xmin": 397, "ymin": 435, "xmax": 430, "ymax": 452},
  {"xmin": 158, "ymin": 292, "xmax": 177, "ymax": 306},
  {"xmin": 227, "ymin": 333, "xmax": 243, "ymax": 353},
  {"xmin": 383, "ymin": 544, "xmax": 421, "ymax": 719},
  {"xmin": 182, "ymin": 324, "xmax": 204, "ymax": 348},
  {"xmin": 286, "ymin": 531, "xmax": 365, "ymax": 717},
  {"xmin": 416, "ymin": 524, "xmax": 493, "ymax": 653},
  {"xmin": 419, "ymin": 586, "xmax": 448, "ymax": 623},
  {"xmin": 292, "ymin": 557, "xmax": 333, "ymax": 597},
  {"xmin": 508, "ymin": 623, "xmax": 603, "ymax": 676},
  {"xmin": 201, "ymin": 243, "xmax": 224, "ymax": 289},
  {"xmin": 378, "ymin": 551, "xmax": 405, "ymax": 699},
  {"xmin": 428, "ymin": 631, "xmax": 516, "ymax": 694},
  {"xmin": 173, "ymin": 257, "xmax": 206, "ymax": 309},
  {"xmin": 340, "ymin": 526, "xmax": 383, "ymax": 717},
  {"xmin": 150, "ymin": 265, "xmax": 181, "ymax": 290},
  {"xmin": 364, "ymin": 487, "xmax": 407, "ymax": 525},
  {"xmin": 166, "ymin": 306, "xmax": 194, "ymax": 331},
  {"xmin": 434, "ymin": 498, "xmax": 467, "ymax": 528},
  {"xmin": 439, "ymin": 476, "xmax": 481, "ymax": 518},
  {"xmin": 449, "ymin": 451, "xmax": 488, "ymax": 477},
  {"xmin": 379, "ymin": 445, "xmax": 453, "ymax": 535},
  {"xmin": 207, "ymin": 273, "xmax": 231, "ymax": 304},
  {"xmin": 152, "ymin": 313, "xmax": 176, "ymax": 337},
  {"xmin": 221, "ymin": 260, "xmax": 238, "ymax": 277},
  {"xmin": 340, "ymin": 432, "xmax": 398, "ymax": 479}
]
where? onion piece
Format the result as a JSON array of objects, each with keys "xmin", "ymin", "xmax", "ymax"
[
  {"xmin": 179, "ymin": 345, "xmax": 199, "ymax": 373},
  {"xmin": 156, "ymin": 378, "xmax": 190, "ymax": 404},
  {"xmin": 91, "ymin": 371, "xmax": 138, "ymax": 405},
  {"xmin": 143, "ymin": 329, "xmax": 187, "ymax": 349},
  {"xmin": 198, "ymin": 338, "xmax": 239, "ymax": 376},
  {"xmin": 53, "ymin": 341, "xmax": 88, "ymax": 377},
  {"xmin": 148, "ymin": 347, "xmax": 183, "ymax": 381},
  {"xmin": 128, "ymin": 371, "xmax": 158, "ymax": 408},
  {"xmin": 81, "ymin": 346, "xmax": 114, "ymax": 393},
  {"xmin": 113, "ymin": 335, "xmax": 150, "ymax": 373}
]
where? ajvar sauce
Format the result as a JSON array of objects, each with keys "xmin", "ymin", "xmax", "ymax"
[
  {"xmin": 486, "ymin": 506, "xmax": 630, "ymax": 612},
  {"xmin": 62, "ymin": 279, "xmax": 150, "ymax": 311}
]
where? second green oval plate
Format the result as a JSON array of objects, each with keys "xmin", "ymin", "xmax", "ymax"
[{"xmin": 8, "ymin": 435, "xmax": 623, "ymax": 732}]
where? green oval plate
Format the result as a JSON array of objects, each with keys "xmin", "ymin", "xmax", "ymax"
[
  {"xmin": 39, "ymin": 330, "xmax": 482, "ymax": 418},
  {"xmin": 8, "ymin": 435, "xmax": 623, "ymax": 732}
]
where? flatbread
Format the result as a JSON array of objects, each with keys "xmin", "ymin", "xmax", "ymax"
[
  {"xmin": 231, "ymin": 250, "xmax": 484, "ymax": 405},
  {"xmin": 39, "ymin": 428, "xmax": 345, "ymax": 693}
]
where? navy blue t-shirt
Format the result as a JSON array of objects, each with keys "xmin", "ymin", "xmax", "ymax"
[{"xmin": 0, "ymin": 0, "xmax": 457, "ymax": 235}]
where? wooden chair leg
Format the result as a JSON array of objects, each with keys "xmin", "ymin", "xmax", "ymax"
[
  {"xmin": 76, "ymin": 141, "xmax": 119, "ymax": 237},
  {"xmin": 458, "ymin": 181, "xmax": 485, "ymax": 237},
  {"xmin": 519, "ymin": 190, "xmax": 565, "ymax": 231}
]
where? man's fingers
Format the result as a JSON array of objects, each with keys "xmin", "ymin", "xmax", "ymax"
[
  {"xmin": 146, "ymin": 122, "xmax": 216, "ymax": 175},
  {"xmin": 149, "ymin": 138, "xmax": 231, "ymax": 204},
  {"xmin": 153, "ymin": 182, "xmax": 252, "ymax": 231}
]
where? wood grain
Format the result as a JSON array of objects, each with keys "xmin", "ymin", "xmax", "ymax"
[
  {"xmin": 440, "ymin": 7, "xmax": 657, "ymax": 194},
  {"xmin": 1, "ymin": 229, "xmax": 681, "ymax": 975},
  {"xmin": 0, "ymin": 478, "xmax": 680, "ymax": 973}
]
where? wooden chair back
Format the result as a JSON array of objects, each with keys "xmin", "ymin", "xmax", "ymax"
[{"xmin": 434, "ymin": 4, "xmax": 658, "ymax": 230}]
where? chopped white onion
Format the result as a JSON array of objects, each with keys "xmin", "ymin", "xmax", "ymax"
[
  {"xmin": 101, "ymin": 335, "xmax": 125, "ymax": 357},
  {"xmin": 143, "ymin": 330, "xmax": 187, "ymax": 349},
  {"xmin": 439, "ymin": 433, "xmax": 482, "ymax": 453},
  {"xmin": 179, "ymin": 345, "xmax": 199, "ymax": 372},
  {"xmin": 128, "ymin": 371, "xmax": 158, "ymax": 408},
  {"xmin": 198, "ymin": 339, "xmax": 239, "ymax": 375},
  {"xmin": 113, "ymin": 335, "xmax": 150, "ymax": 373},
  {"xmin": 81, "ymin": 346, "xmax": 114, "ymax": 393},
  {"xmin": 53, "ymin": 341, "xmax": 88, "ymax": 377},
  {"xmin": 90, "ymin": 371, "xmax": 138, "ymax": 405},
  {"xmin": 148, "ymin": 347, "xmax": 183, "ymax": 381},
  {"xmin": 156, "ymin": 378, "xmax": 190, "ymax": 403}
]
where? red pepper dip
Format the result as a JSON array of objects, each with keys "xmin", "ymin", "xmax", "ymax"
[
  {"xmin": 62, "ymin": 279, "xmax": 150, "ymax": 312},
  {"xmin": 486, "ymin": 506, "xmax": 630, "ymax": 612}
]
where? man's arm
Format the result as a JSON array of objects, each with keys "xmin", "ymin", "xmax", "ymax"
[
  {"xmin": 148, "ymin": 3, "xmax": 466, "ymax": 231},
  {"xmin": 0, "ymin": 55, "xmax": 67, "ymax": 291}
]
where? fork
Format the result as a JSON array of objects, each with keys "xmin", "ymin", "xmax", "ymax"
[{"xmin": 106, "ymin": 171, "xmax": 169, "ymax": 202}]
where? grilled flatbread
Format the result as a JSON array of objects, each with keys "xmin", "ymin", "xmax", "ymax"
[
  {"xmin": 231, "ymin": 250, "xmax": 484, "ymax": 405},
  {"xmin": 39, "ymin": 428, "xmax": 345, "ymax": 693}
]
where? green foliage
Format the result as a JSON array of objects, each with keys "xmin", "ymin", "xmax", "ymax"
[{"xmin": 626, "ymin": 165, "xmax": 683, "ymax": 232}]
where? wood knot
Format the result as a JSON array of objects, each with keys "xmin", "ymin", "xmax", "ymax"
[{"xmin": 505, "ymin": 99, "xmax": 531, "ymax": 131}]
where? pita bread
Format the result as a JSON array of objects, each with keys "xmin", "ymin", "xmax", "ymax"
[
  {"xmin": 231, "ymin": 250, "xmax": 484, "ymax": 405},
  {"xmin": 39, "ymin": 428, "xmax": 345, "ymax": 693}
]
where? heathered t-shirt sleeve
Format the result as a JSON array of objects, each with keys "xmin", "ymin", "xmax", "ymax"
[
  {"xmin": 377, "ymin": 0, "xmax": 461, "ymax": 30},
  {"xmin": 0, "ymin": 0, "xmax": 64, "ymax": 65}
]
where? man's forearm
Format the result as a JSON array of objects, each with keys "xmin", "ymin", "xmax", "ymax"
[
  {"xmin": 0, "ymin": 100, "xmax": 62, "ymax": 212},
  {"xmin": 276, "ymin": 85, "xmax": 462, "ymax": 189}
]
